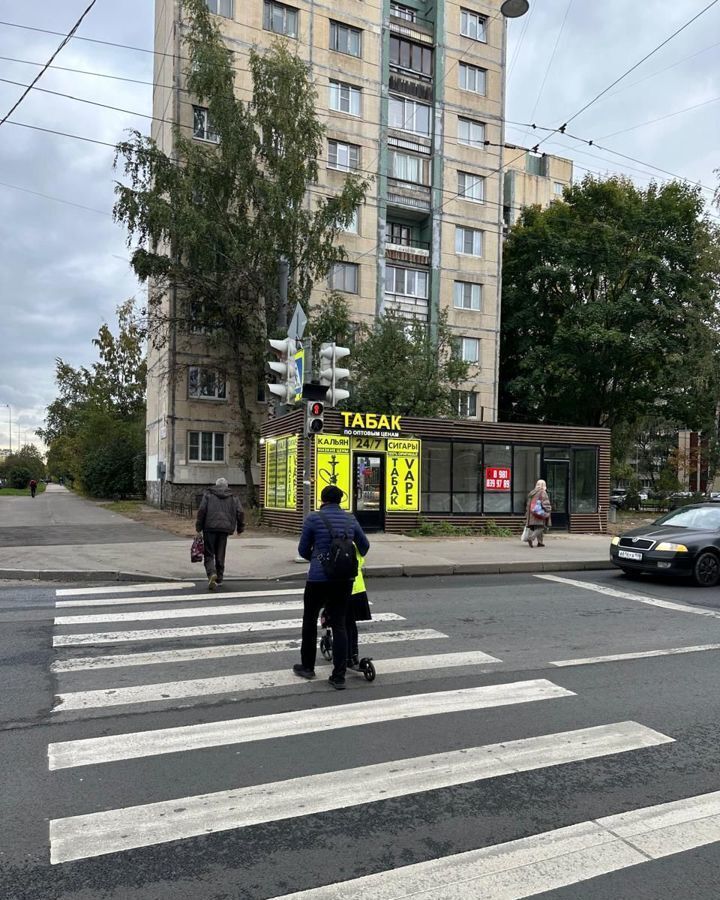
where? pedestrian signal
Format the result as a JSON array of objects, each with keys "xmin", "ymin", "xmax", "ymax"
[{"xmin": 307, "ymin": 401, "xmax": 325, "ymax": 435}]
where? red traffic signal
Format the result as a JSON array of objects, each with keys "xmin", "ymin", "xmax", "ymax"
[
  {"xmin": 309, "ymin": 401, "xmax": 324, "ymax": 416},
  {"xmin": 306, "ymin": 400, "xmax": 325, "ymax": 435}
]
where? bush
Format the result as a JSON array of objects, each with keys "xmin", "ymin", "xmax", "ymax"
[
  {"xmin": 410, "ymin": 518, "xmax": 475, "ymax": 537},
  {"xmin": 482, "ymin": 519, "xmax": 513, "ymax": 537},
  {"xmin": 7, "ymin": 466, "xmax": 32, "ymax": 489},
  {"xmin": 81, "ymin": 441, "xmax": 140, "ymax": 498}
]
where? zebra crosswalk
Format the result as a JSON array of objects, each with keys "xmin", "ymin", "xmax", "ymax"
[{"xmin": 45, "ymin": 579, "xmax": 720, "ymax": 896}]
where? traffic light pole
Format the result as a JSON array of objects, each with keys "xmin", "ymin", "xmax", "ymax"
[{"xmin": 301, "ymin": 337, "xmax": 313, "ymax": 522}]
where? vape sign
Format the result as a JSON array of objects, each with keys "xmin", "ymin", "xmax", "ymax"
[{"xmin": 485, "ymin": 467, "xmax": 511, "ymax": 491}]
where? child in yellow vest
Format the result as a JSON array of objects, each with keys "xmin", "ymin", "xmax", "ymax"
[{"xmin": 347, "ymin": 547, "xmax": 372, "ymax": 669}]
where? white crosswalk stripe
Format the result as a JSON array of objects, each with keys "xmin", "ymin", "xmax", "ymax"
[
  {"xmin": 53, "ymin": 612, "xmax": 405, "ymax": 646},
  {"xmin": 53, "ymin": 651, "xmax": 502, "ymax": 710},
  {"xmin": 51, "ymin": 628, "xmax": 449, "ymax": 672},
  {"xmin": 55, "ymin": 582, "xmax": 195, "ymax": 597},
  {"xmin": 49, "ymin": 722, "xmax": 670, "ymax": 864},
  {"xmin": 56, "ymin": 587, "xmax": 304, "ymax": 608},
  {"xmin": 48, "ymin": 681, "xmax": 570, "ymax": 769},
  {"xmin": 54, "ymin": 599, "xmax": 311, "ymax": 624}
]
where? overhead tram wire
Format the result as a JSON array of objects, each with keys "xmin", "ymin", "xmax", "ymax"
[
  {"xmin": 596, "ymin": 95, "xmax": 720, "ymax": 140},
  {"xmin": 0, "ymin": 0, "xmax": 99, "ymax": 128}
]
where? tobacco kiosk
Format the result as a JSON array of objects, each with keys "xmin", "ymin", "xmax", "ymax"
[{"xmin": 261, "ymin": 409, "xmax": 610, "ymax": 534}]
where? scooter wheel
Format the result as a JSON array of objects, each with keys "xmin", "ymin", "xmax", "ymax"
[
  {"xmin": 320, "ymin": 635, "xmax": 332, "ymax": 661},
  {"xmin": 363, "ymin": 660, "xmax": 376, "ymax": 682}
]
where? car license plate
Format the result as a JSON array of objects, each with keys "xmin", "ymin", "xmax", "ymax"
[{"xmin": 618, "ymin": 550, "xmax": 642, "ymax": 561}]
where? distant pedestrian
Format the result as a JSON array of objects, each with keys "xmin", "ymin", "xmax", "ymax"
[
  {"xmin": 195, "ymin": 477, "xmax": 245, "ymax": 590},
  {"xmin": 524, "ymin": 479, "xmax": 552, "ymax": 548},
  {"xmin": 29, "ymin": 479, "xmax": 37, "ymax": 499},
  {"xmin": 294, "ymin": 485, "xmax": 370, "ymax": 690}
]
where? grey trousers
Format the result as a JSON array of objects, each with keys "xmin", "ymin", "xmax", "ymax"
[{"xmin": 203, "ymin": 530, "xmax": 228, "ymax": 580}]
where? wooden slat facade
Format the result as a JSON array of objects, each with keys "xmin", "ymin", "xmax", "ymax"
[{"xmin": 261, "ymin": 411, "xmax": 611, "ymax": 535}]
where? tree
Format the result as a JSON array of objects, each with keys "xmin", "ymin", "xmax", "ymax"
[
  {"xmin": 39, "ymin": 301, "xmax": 146, "ymax": 497},
  {"xmin": 349, "ymin": 309, "xmax": 469, "ymax": 417},
  {"xmin": 113, "ymin": 0, "xmax": 368, "ymax": 496},
  {"xmin": 500, "ymin": 176, "xmax": 720, "ymax": 437},
  {"xmin": 0, "ymin": 444, "xmax": 46, "ymax": 487}
]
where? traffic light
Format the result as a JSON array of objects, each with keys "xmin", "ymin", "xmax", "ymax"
[
  {"xmin": 267, "ymin": 338, "xmax": 296, "ymax": 403},
  {"xmin": 306, "ymin": 400, "xmax": 324, "ymax": 435},
  {"xmin": 319, "ymin": 342, "xmax": 351, "ymax": 407}
]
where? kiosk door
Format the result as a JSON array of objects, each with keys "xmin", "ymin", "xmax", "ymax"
[
  {"xmin": 544, "ymin": 459, "xmax": 569, "ymax": 529},
  {"xmin": 354, "ymin": 454, "xmax": 385, "ymax": 532}
]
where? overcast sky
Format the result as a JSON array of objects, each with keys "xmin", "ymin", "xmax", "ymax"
[{"xmin": 0, "ymin": 0, "xmax": 718, "ymax": 453}]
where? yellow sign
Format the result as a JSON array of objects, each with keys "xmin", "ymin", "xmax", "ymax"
[
  {"xmin": 264, "ymin": 435, "xmax": 297, "ymax": 509},
  {"xmin": 351, "ymin": 436, "xmax": 386, "ymax": 452},
  {"xmin": 341, "ymin": 411, "xmax": 402, "ymax": 437},
  {"xmin": 386, "ymin": 438, "xmax": 420, "ymax": 511},
  {"xmin": 315, "ymin": 434, "xmax": 351, "ymax": 510}
]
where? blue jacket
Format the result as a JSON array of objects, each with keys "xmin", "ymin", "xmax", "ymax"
[{"xmin": 298, "ymin": 504, "xmax": 370, "ymax": 582}]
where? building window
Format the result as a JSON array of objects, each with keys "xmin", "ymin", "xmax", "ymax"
[
  {"xmin": 263, "ymin": 1, "xmax": 298, "ymax": 36},
  {"xmin": 389, "ymin": 95, "xmax": 431, "ymax": 136},
  {"xmin": 484, "ymin": 444, "xmax": 512, "ymax": 514},
  {"xmin": 458, "ymin": 117, "xmax": 485, "ymax": 147},
  {"xmin": 459, "ymin": 62, "xmax": 486, "ymax": 95},
  {"xmin": 452, "ymin": 442, "xmax": 483, "ymax": 512},
  {"xmin": 386, "ymin": 266, "xmax": 429, "ymax": 299},
  {"xmin": 389, "ymin": 150, "xmax": 429, "ymax": 185},
  {"xmin": 455, "ymin": 225, "xmax": 483, "ymax": 256},
  {"xmin": 513, "ymin": 446, "xmax": 541, "ymax": 514},
  {"xmin": 328, "ymin": 139, "xmax": 360, "ymax": 171},
  {"xmin": 460, "ymin": 8, "xmax": 487, "ymax": 41},
  {"xmin": 453, "ymin": 391, "xmax": 478, "ymax": 418},
  {"xmin": 454, "ymin": 281, "xmax": 482, "ymax": 311},
  {"xmin": 205, "ymin": 0, "xmax": 232, "ymax": 16},
  {"xmin": 458, "ymin": 171, "xmax": 485, "ymax": 202},
  {"xmin": 387, "ymin": 223, "xmax": 412, "ymax": 247},
  {"xmin": 330, "ymin": 21, "xmax": 362, "ymax": 57},
  {"xmin": 572, "ymin": 448, "xmax": 598, "ymax": 513},
  {"xmin": 391, "ymin": 2, "xmax": 416, "ymax": 21},
  {"xmin": 389, "ymin": 36, "xmax": 433, "ymax": 77},
  {"xmin": 461, "ymin": 336, "xmax": 480, "ymax": 363},
  {"xmin": 553, "ymin": 181, "xmax": 565, "ymax": 196},
  {"xmin": 188, "ymin": 366, "xmax": 226, "ymax": 400},
  {"xmin": 329, "ymin": 80, "xmax": 362, "ymax": 116},
  {"xmin": 343, "ymin": 208, "xmax": 359, "ymax": 234},
  {"xmin": 188, "ymin": 431, "xmax": 225, "ymax": 463},
  {"xmin": 421, "ymin": 442, "xmax": 451, "ymax": 512},
  {"xmin": 192, "ymin": 106, "xmax": 219, "ymax": 143},
  {"xmin": 329, "ymin": 262, "xmax": 359, "ymax": 293}
]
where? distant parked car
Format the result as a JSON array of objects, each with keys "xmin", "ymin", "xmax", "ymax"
[{"xmin": 610, "ymin": 488, "xmax": 628, "ymax": 508}]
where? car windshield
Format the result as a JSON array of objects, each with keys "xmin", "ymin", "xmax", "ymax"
[{"xmin": 654, "ymin": 506, "xmax": 720, "ymax": 530}]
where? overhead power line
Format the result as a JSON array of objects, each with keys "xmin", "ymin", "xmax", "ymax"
[
  {"xmin": 596, "ymin": 95, "xmax": 720, "ymax": 140},
  {"xmin": 0, "ymin": 0, "xmax": 99, "ymax": 128}
]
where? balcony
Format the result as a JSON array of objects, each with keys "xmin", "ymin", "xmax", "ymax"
[
  {"xmin": 387, "ymin": 179, "xmax": 431, "ymax": 212},
  {"xmin": 384, "ymin": 292, "xmax": 429, "ymax": 321},
  {"xmin": 385, "ymin": 238, "xmax": 430, "ymax": 266}
]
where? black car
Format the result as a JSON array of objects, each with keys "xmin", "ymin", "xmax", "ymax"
[{"xmin": 611, "ymin": 503, "xmax": 720, "ymax": 587}]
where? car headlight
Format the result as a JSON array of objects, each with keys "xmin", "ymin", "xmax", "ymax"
[
  {"xmin": 656, "ymin": 542, "xmax": 689, "ymax": 553},
  {"xmin": 611, "ymin": 536, "xmax": 620, "ymax": 545}
]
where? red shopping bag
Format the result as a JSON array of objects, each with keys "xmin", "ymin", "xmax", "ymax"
[{"xmin": 191, "ymin": 534, "xmax": 204, "ymax": 563}]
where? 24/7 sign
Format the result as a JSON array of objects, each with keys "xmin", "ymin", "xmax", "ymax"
[
  {"xmin": 386, "ymin": 439, "xmax": 420, "ymax": 511},
  {"xmin": 485, "ymin": 467, "xmax": 511, "ymax": 491}
]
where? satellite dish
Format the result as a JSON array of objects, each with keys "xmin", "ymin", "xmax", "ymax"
[{"xmin": 501, "ymin": 0, "xmax": 530, "ymax": 17}]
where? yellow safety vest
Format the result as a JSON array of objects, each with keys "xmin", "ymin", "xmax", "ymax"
[{"xmin": 353, "ymin": 548, "xmax": 366, "ymax": 595}]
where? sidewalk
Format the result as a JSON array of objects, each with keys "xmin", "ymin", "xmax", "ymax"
[{"xmin": 0, "ymin": 485, "xmax": 613, "ymax": 583}]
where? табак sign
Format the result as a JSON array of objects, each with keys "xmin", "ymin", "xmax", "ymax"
[{"xmin": 386, "ymin": 438, "xmax": 420, "ymax": 511}]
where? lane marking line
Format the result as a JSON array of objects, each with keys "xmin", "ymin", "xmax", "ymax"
[
  {"xmin": 49, "ymin": 721, "xmax": 669, "ymax": 864},
  {"xmin": 52, "ymin": 651, "xmax": 503, "ymax": 711},
  {"xmin": 48, "ymin": 679, "xmax": 573, "ymax": 770},
  {"xmin": 536, "ymin": 574, "xmax": 720, "ymax": 621},
  {"xmin": 52, "ymin": 613, "xmax": 405, "ymax": 647},
  {"xmin": 56, "ymin": 582, "xmax": 194, "ymax": 597},
  {"xmin": 56, "ymin": 587, "xmax": 304, "ymax": 608},
  {"xmin": 551, "ymin": 643, "xmax": 720, "ymax": 667},
  {"xmin": 51, "ymin": 629, "xmax": 450, "ymax": 672}
]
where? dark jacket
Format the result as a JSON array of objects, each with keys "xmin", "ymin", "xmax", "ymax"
[
  {"xmin": 298, "ymin": 503, "xmax": 370, "ymax": 582},
  {"xmin": 196, "ymin": 486, "xmax": 245, "ymax": 535}
]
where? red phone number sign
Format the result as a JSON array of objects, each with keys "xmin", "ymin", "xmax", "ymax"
[{"xmin": 485, "ymin": 467, "xmax": 511, "ymax": 491}]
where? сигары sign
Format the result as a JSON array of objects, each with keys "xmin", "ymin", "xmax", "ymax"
[{"xmin": 386, "ymin": 438, "xmax": 420, "ymax": 511}]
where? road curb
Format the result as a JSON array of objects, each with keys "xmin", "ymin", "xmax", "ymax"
[{"xmin": 0, "ymin": 559, "xmax": 613, "ymax": 585}]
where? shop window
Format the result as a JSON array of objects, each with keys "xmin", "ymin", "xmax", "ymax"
[
  {"xmin": 512, "ymin": 446, "xmax": 541, "ymax": 514},
  {"xmin": 452, "ymin": 442, "xmax": 482, "ymax": 513},
  {"xmin": 483, "ymin": 444, "xmax": 511, "ymax": 513},
  {"xmin": 572, "ymin": 448, "xmax": 598, "ymax": 513},
  {"xmin": 421, "ymin": 442, "xmax": 451, "ymax": 512}
]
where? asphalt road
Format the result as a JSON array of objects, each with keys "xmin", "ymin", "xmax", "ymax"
[{"xmin": 2, "ymin": 569, "xmax": 720, "ymax": 899}]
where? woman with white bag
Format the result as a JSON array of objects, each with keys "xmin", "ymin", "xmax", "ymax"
[{"xmin": 523, "ymin": 479, "xmax": 552, "ymax": 548}]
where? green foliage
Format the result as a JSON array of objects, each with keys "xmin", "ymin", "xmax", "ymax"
[
  {"xmin": 500, "ymin": 176, "xmax": 720, "ymax": 435},
  {"xmin": 410, "ymin": 518, "xmax": 475, "ymax": 536},
  {"xmin": 308, "ymin": 294, "xmax": 354, "ymax": 347},
  {"xmin": 481, "ymin": 519, "xmax": 513, "ymax": 537},
  {"xmin": 39, "ymin": 303, "xmax": 146, "ymax": 498},
  {"xmin": 113, "ymin": 0, "xmax": 369, "ymax": 492},
  {"xmin": 7, "ymin": 466, "xmax": 32, "ymax": 489},
  {"xmin": 350, "ymin": 309, "xmax": 469, "ymax": 417},
  {"xmin": 0, "ymin": 444, "xmax": 46, "ymax": 483}
]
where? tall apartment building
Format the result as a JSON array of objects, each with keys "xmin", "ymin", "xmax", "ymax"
[
  {"xmin": 503, "ymin": 143, "xmax": 573, "ymax": 228},
  {"xmin": 148, "ymin": 0, "xmax": 513, "ymax": 502}
]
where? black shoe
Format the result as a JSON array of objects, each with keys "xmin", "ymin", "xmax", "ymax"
[
  {"xmin": 328, "ymin": 674, "xmax": 346, "ymax": 690},
  {"xmin": 293, "ymin": 664, "xmax": 316, "ymax": 679}
]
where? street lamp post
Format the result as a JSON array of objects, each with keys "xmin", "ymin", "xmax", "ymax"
[
  {"xmin": 500, "ymin": 0, "xmax": 530, "ymax": 17},
  {"xmin": 3, "ymin": 404, "xmax": 10, "ymax": 454}
]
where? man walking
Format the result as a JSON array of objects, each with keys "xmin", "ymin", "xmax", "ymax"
[
  {"xmin": 294, "ymin": 485, "xmax": 370, "ymax": 690},
  {"xmin": 29, "ymin": 479, "xmax": 37, "ymax": 499},
  {"xmin": 195, "ymin": 477, "xmax": 245, "ymax": 590}
]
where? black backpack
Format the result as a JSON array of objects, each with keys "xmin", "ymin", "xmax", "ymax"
[{"xmin": 317, "ymin": 510, "xmax": 358, "ymax": 581}]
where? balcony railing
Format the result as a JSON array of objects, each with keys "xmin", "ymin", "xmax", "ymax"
[
  {"xmin": 384, "ymin": 292, "xmax": 429, "ymax": 320},
  {"xmin": 385, "ymin": 239, "xmax": 431, "ymax": 265}
]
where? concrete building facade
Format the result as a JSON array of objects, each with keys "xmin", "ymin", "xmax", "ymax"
[
  {"xmin": 148, "ymin": 0, "xmax": 515, "ymax": 503},
  {"xmin": 503, "ymin": 144, "xmax": 573, "ymax": 228}
]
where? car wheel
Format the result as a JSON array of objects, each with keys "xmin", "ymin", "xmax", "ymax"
[{"xmin": 693, "ymin": 551, "xmax": 720, "ymax": 587}]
